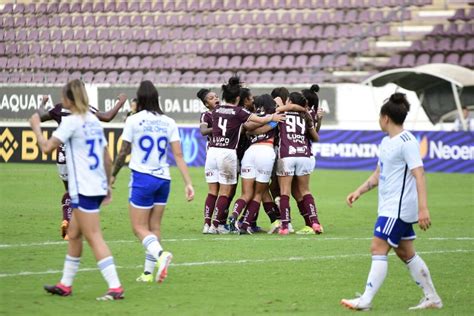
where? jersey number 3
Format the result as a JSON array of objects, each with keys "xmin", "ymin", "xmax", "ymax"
[{"xmin": 86, "ymin": 138, "xmax": 102, "ymax": 170}]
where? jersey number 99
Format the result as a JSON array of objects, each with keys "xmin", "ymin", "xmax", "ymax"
[{"xmin": 139, "ymin": 135, "xmax": 168, "ymax": 163}]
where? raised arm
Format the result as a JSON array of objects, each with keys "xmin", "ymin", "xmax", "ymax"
[
  {"xmin": 277, "ymin": 103, "xmax": 306, "ymax": 113},
  {"xmin": 111, "ymin": 140, "xmax": 132, "ymax": 184},
  {"xmin": 248, "ymin": 112, "xmax": 285, "ymax": 125},
  {"xmin": 95, "ymin": 93, "xmax": 127, "ymax": 122},
  {"xmin": 411, "ymin": 166, "xmax": 431, "ymax": 231},
  {"xmin": 346, "ymin": 165, "xmax": 380, "ymax": 207},
  {"xmin": 29, "ymin": 113, "xmax": 61, "ymax": 154},
  {"xmin": 38, "ymin": 95, "xmax": 52, "ymax": 122},
  {"xmin": 170, "ymin": 141, "xmax": 195, "ymax": 202},
  {"xmin": 246, "ymin": 123, "xmax": 274, "ymax": 136}
]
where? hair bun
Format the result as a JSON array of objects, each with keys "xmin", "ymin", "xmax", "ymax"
[
  {"xmin": 197, "ymin": 88, "xmax": 210, "ymax": 102},
  {"xmin": 390, "ymin": 93, "xmax": 410, "ymax": 111},
  {"xmin": 310, "ymin": 84, "xmax": 320, "ymax": 93},
  {"xmin": 228, "ymin": 76, "xmax": 241, "ymax": 86}
]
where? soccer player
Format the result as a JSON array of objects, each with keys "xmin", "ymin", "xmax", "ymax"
[
  {"xmin": 206, "ymin": 76, "xmax": 284, "ymax": 234},
  {"xmin": 111, "ymin": 81, "xmax": 194, "ymax": 283},
  {"xmin": 30, "ymin": 79, "xmax": 124, "ymax": 300},
  {"xmin": 37, "ymin": 93, "xmax": 127, "ymax": 239},
  {"xmin": 197, "ymin": 88, "xmax": 220, "ymax": 233},
  {"xmin": 229, "ymin": 94, "xmax": 280, "ymax": 234},
  {"xmin": 341, "ymin": 93, "xmax": 442, "ymax": 311},
  {"xmin": 276, "ymin": 92, "xmax": 320, "ymax": 235}
]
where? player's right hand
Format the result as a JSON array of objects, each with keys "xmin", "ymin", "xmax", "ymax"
[
  {"xmin": 117, "ymin": 93, "xmax": 127, "ymax": 104},
  {"xmin": 346, "ymin": 191, "xmax": 360, "ymax": 207},
  {"xmin": 41, "ymin": 95, "xmax": 49, "ymax": 105},
  {"xmin": 272, "ymin": 113, "xmax": 286, "ymax": 122}
]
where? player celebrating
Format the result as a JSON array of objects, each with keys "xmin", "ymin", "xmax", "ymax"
[
  {"xmin": 197, "ymin": 88, "xmax": 220, "ymax": 233},
  {"xmin": 276, "ymin": 92, "xmax": 320, "ymax": 235},
  {"xmin": 30, "ymin": 79, "xmax": 124, "ymax": 300},
  {"xmin": 37, "ymin": 92, "xmax": 127, "ymax": 239},
  {"xmin": 341, "ymin": 93, "xmax": 442, "ymax": 311},
  {"xmin": 206, "ymin": 76, "xmax": 284, "ymax": 234},
  {"xmin": 112, "ymin": 81, "xmax": 194, "ymax": 283}
]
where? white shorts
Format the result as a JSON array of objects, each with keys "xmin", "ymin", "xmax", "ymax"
[
  {"xmin": 276, "ymin": 157, "xmax": 314, "ymax": 177},
  {"xmin": 56, "ymin": 163, "xmax": 68, "ymax": 181},
  {"xmin": 241, "ymin": 145, "xmax": 276, "ymax": 183},
  {"xmin": 205, "ymin": 147, "xmax": 238, "ymax": 185}
]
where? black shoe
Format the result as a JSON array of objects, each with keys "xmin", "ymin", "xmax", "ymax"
[
  {"xmin": 44, "ymin": 283, "xmax": 72, "ymax": 296},
  {"xmin": 228, "ymin": 217, "xmax": 237, "ymax": 232},
  {"xmin": 96, "ymin": 288, "xmax": 125, "ymax": 301}
]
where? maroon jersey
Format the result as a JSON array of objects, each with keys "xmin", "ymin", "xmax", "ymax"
[
  {"xmin": 278, "ymin": 111, "xmax": 311, "ymax": 158},
  {"xmin": 200, "ymin": 111, "xmax": 213, "ymax": 144},
  {"xmin": 249, "ymin": 123, "xmax": 277, "ymax": 145},
  {"xmin": 237, "ymin": 134, "xmax": 251, "ymax": 161},
  {"xmin": 209, "ymin": 105, "xmax": 252, "ymax": 150},
  {"xmin": 48, "ymin": 103, "xmax": 99, "ymax": 164}
]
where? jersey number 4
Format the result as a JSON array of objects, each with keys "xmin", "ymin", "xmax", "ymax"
[
  {"xmin": 139, "ymin": 135, "xmax": 168, "ymax": 163},
  {"xmin": 218, "ymin": 117, "xmax": 228, "ymax": 136}
]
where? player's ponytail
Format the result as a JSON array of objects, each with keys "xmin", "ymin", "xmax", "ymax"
[
  {"xmin": 221, "ymin": 76, "xmax": 242, "ymax": 104},
  {"xmin": 137, "ymin": 80, "xmax": 163, "ymax": 115},
  {"xmin": 380, "ymin": 93, "xmax": 410, "ymax": 125},
  {"xmin": 63, "ymin": 79, "xmax": 89, "ymax": 114},
  {"xmin": 302, "ymin": 83, "xmax": 320, "ymax": 110}
]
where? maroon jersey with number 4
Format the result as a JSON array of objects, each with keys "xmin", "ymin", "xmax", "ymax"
[
  {"xmin": 48, "ymin": 103, "xmax": 99, "ymax": 164},
  {"xmin": 278, "ymin": 111, "xmax": 311, "ymax": 158},
  {"xmin": 209, "ymin": 105, "xmax": 251, "ymax": 150}
]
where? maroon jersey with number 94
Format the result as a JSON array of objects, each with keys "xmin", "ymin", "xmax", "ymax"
[
  {"xmin": 278, "ymin": 111, "xmax": 311, "ymax": 158},
  {"xmin": 209, "ymin": 104, "xmax": 251, "ymax": 150}
]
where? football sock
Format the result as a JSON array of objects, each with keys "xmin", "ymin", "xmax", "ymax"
[
  {"xmin": 262, "ymin": 202, "xmax": 278, "ymax": 223},
  {"xmin": 204, "ymin": 194, "xmax": 217, "ymax": 226},
  {"xmin": 142, "ymin": 234, "xmax": 163, "ymax": 260},
  {"xmin": 231, "ymin": 199, "xmax": 247, "ymax": 219},
  {"xmin": 406, "ymin": 254, "xmax": 440, "ymax": 300},
  {"xmin": 60, "ymin": 255, "xmax": 80, "ymax": 287},
  {"xmin": 61, "ymin": 192, "xmax": 72, "ymax": 222},
  {"xmin": 97, "ymin": 256, "xmax": 121, "ymax": 289},
  {"xmin": 297, "ymin": 199, "xmax": 311, "ymax": 226},
  {"xmin": 241, "ymin": 200, "xmax": 260, "ymax": 229},
  {"xmin": 212, "ymin": 196, "xmax": 230, "ymax": 228},
  {"xmin": 279, "ymin": 195, "xmax": 290, "ymax": 230},
  {"xmin": 302, "ymin": 194, "xmax": 320, "ymax": 225},
  {"xmin": 144, "ymin": 250, "xmax": 157, "ymax": 274},
  {"xmin": 360, "ymin": 255, "xmax": 388, "ymax": 304}
]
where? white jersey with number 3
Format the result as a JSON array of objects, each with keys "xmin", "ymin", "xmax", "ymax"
[
  {"xmin": 121, "ymin": 110, "xmax": 180, "ymax": 180},
  {"xmin": 52, "ymin": 112, "xmax": 108, "ymax": 199},
  {"xmin": 377, "ymin": 130, "xmax": 423, "ymax": 223}
]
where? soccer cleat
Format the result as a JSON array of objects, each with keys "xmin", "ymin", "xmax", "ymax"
[
  {"xmin": 408, "ymin": 296, "xmax": 443, "ymax": 310},
  {"xmin": 288, "ymin": 223, "xmax": 295, "ymax": 233},
  {"xmin": 217, "ymin": 224, "xmax": 230, "ymax": 234},
  {"xmin": 267, "ymin": 220, "xmax": 281, "ymax": 234},
  {"xmin": 44, "ymin": 283, "xmax": 72, "ymax": 296},
  {"xmin": 156, "ymin": 251, "xmax": 173, "ymax": 283},
  {"xmin": 239, "ymin": 227, "xmax": 253, "ymax": 235},
  {"xmin": 136, "ymin": 272, "xmax": 153, "ymax": 282},
  {"xmin": 96, "ymin": 287, "xmax": 125, "ymax": 301},
  {"xmin": 278, "ymin": 228, "xmax": 289, "ymax": 235},
  {"xmin": 311, "ymin": 223, "xmax": 324, "ymax": 234},
  {"xmin": 202, "ymin": 223, "xmax": 210, "ymax": 234},
  {"xmin": 61, "ymin": 220, "xmax": 69, "ymax": 240},
  {"xmin": 228, "ymin": 217, "xmax": 237, "ymax": 233},
  {"xmin": 340, "ymin": 297, "xmax": 372, "ymax": 311},
  {"xmin": 296, "ymin": 226, "xmax": 314, "ymax": 235},
  {"xmin": 250, "ymin": 225, "xmax": 266, "ymax": 234}
]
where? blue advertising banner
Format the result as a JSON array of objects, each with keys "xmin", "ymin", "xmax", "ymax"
[{"xmin": 312, "ymin": 130, "xmax": 474, "ymax": 173}]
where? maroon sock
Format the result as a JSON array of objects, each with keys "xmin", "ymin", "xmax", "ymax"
[
  {"xmin": 297, "ymin": 200, "xmax": 311, "ymax": 227},
  {"xmin": 252, "ymin": 209, "xmax": 259, "ymax": 227},
  {"xmin": 302, "ymin": 194, "xmax": 320, "ymax": 225},
  {"xmin": 204, "ymin": 194, "xmax": 217, "ymax": 226},
  {"xmin": 279, "ymin": 195, "xmax": 290, "ymax": 229},
  {"xmin": 212, "ymin": 196, "xmax": 230, "ymax": 228},
  {"xmin": 61, "ymin": 192, "xmax": 72, "ymax": 221},
  {"xmin": 241, "ymin": 200, "xmax": 260, "ymax": 230},
  {"xmin": 231, "ymin": 198, "xmax": 247, "ymax": 219},
  {"xmin": 263, "ymin": 202, "xmax": 279, "ymax": 223}
]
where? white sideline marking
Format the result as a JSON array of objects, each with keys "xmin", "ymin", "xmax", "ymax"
[
  {"xmin": 0, "ymin": 237, "xmax": 473, "ymax": 249},
  {"xmin": 0, "ymin": 249, "xmax": 472, "ymax": 278}
]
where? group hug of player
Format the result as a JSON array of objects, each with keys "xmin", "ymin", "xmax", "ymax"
[{"xmin": 197, "ymin": 77, "xmax": 324, "ymax": 235}]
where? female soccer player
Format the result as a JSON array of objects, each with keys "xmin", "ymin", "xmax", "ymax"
[
  {"xmin": 229, "ymin": 94, "xmax": 280, "ymax": 234},
  {"xmin": 206, "ymin": 76, "xmax": 284, "ymax": 234},
  {"xmin": 37, "ymin": 93, "xmax": 127, "ymax": 239},
  {"xmin": 341, "ymin": 93, "xmax": 442, "ymax": 311},
  {"xmin": 30, "ymin": 79, "xmax": 124, "ymax": 300},
  {"xmin": 112, "ymin": 81, "xmax": 194, "ymax": 283},
  {"xmin": 276, "ymin": 92, "xmax": 320, "ymax": 235},
  {"xmin": 197, "ymin": 88, "xmax": 220, "ymax": 233}
]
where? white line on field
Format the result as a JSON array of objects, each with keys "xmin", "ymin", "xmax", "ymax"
[
  {"xmin": 0, "ymin": 249, "xmax": 472, "ymax": 279},
  {"xmin": 0, "ymin": 236, "xmax": 473, "ymax": 249}
]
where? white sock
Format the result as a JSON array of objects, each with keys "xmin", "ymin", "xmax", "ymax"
[
  {"xmin": 406, "ymin": 254, "xmax": 440, "ymax": 300},
  {"xmin": 97, "ymin": 256, "xmax": 121, "ymax": 289},
  {"xmin": 60, "ymin": 255, "xmax": 80, "ymax": 287},
  {"xmin": 142, "ymin": 234, "xmax": 163, "ymax": 260},
  {"xmin": 360, "ymin": 255, "xmax": 388, "ymax": 304},
  {"xmin": 144, "ymin": 250, "xmax": 157, "ymax": 274}
]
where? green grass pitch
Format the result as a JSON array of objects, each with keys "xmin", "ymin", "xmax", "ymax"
[{"xmin": 0, "ymin": 163, "xmax": 473, "ymax": 315}]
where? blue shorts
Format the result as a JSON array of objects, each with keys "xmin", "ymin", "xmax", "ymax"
[
  {"xmin": 71, "ymin": 194, "xmax": 105, "ymax": 213},
  {"xmin": 129, "ymin": 170, "xmax": 171, "ymax": 209},
  {"xmin": 373, "ymin": 216, "xmax": 416, "ymax": 248}
]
